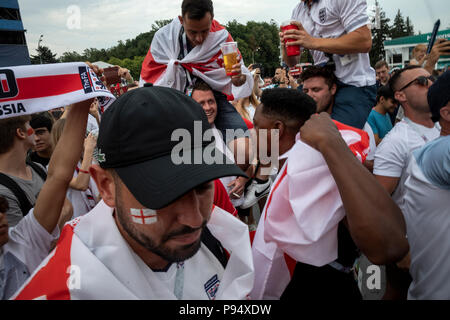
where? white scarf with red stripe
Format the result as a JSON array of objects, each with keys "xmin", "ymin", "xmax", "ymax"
[
  {"xmin": 12, "ymin": 201, "xmax": 254, "ymax": 300},
  {"xmin": 139, "ymin": 18, "xmax": 253, "ymax": 99},
  {"xmin": 251, "ymin": 121, "xmax": 370, "ymax": 300},
  {"xmin": 0, "ymin": 62, "xmax": 115, "ymax": 119}
]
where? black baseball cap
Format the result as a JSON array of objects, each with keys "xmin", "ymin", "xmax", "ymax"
[
  {"xmin": 428, "ymin": 70, "xmax": 450, "ymax": 122},
  {"xmin": 97, "ymin": 84, "xmax": 246, "ymax": 209}
]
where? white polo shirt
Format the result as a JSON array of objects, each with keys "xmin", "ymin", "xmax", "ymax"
[{"xmin": 291, "ymin": 0, "xmax": 376, "ymax": 87}]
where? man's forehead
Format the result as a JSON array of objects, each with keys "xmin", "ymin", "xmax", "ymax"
[
  {"xmin": 192, "ymin": 90, "xmax": 215, "ymax": 101},
  {"xmin": 183, "ymin": 13, "xmax": 212, "ymax": 30},
  {"xmin": 398, "ymin": 68, "xmax": 430, "ymax": 88},
  {"xmin": 303, "ymin": 76, "xmax": 327, "ymax": 88}
]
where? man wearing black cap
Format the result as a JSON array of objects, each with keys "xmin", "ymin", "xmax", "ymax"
[
  {"xmin": 402, "ymin": 70, "xmax": 450, "ymax": 299},
  {"xmin": 14, "ymin": 84, "xmax": 254, "ymax": 300}
]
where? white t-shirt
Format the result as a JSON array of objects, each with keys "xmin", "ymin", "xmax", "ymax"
[
  {"xmin": 0, "ymin": 209, "xmax": 59, "ymax": 299},
  {"xmin": 363, "ymin": 122, "xmax": 376, "ymax": 161},
  {"xmin": 291, "ymin": 0, "xmax": 375, "ymax": 87},
  {"xmin": 374, "ymin": 119, "xmax": 440, "ymax": 205},
  {"xmin": 131, "ymin": 244, "xmax": 225, "ymax": 300},
  {"xmin": 403, "ymin": 137, "xmax": 450, "ymax": 299},
  {"xmin": 245, "ymin": 104, "xmax": 256, "ymax": 122}
]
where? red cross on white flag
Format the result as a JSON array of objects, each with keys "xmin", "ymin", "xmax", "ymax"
[{"xmin": 130, "ymin": 208, "xmax": 157, "ymax": 225}]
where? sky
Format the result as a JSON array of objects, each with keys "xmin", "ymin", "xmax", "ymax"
[{"xmin": 18, "ymin": 0, "xmax": 450, "ymax": 58}]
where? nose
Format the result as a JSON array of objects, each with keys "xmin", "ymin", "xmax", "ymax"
[
  {"xmin": 195, "ymin": 34, "xmax": 204, "ymax": 44},
  {"xmin": 173, "ymin": 190, "xmax": 204, "ymax": 229}
]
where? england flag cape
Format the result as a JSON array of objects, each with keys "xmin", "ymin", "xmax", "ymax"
[
  {"xmin": 250, "ymin": 121, "xmax": 370, "ymax": 300},
  {"xmin": 12, "ymin": 201, "xmax": 254, "ymax": 300},
  {"xmin": 139, "ymin": 18, "xmax": 253, "ymax": 99},
  {"xmin": 0, "ymin": 62, "xmax": 115, "ymax": 119}
]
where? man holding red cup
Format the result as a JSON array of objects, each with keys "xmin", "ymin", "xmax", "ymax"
[{"xmin": 280, "ymin": 0, "xmax": 376, "ymax": 130}]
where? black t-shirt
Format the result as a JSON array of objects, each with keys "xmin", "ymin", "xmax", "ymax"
[
  {"xmin": 281, "ymin": 222, "xmax": 362, "ymax": 300},
  {"xmin": 29, "ymin": 151, "xmax": 50, "ymax": 168}
]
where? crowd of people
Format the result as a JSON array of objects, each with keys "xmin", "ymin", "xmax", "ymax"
[{"xmin": 0, "ymin": 0, "xmax": 449, "ymax": 301}]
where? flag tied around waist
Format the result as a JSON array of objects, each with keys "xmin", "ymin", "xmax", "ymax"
[{"xmin": 0, "ymin": 62, "xmax": 116, "ymax": 120}]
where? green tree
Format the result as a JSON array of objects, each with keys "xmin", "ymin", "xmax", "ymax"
[
  {"xmin": 370, "ymin": 1, "xmax": 391, "ymax": 66},
  {"xmin": 390, "ymin": 9, "xmax": 407, "ymax": 38},
  {"xmin": 30, "ymin": 45, "xmax": 58, "ymax": 64},
  {"xmin": 405, "ymin": 17, "xmax": 414, "ymax": 36},
  {"xmin": 59, "ymin": 51, "xmax": 86, "ymax": 63},
  {"xmin": 226, "ymin": 19, "xmax": 281, "ymax": 77}
]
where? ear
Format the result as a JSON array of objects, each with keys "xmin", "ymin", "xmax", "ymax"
[
  {"xmin": 16, "ymin": 127, "xmax": 26, "ymax": 140},
  {"xmin": 273, "ymin": 120, "xmax": 285, "ymax": 138},
  {"xmin": 178, "ymin": 15, "xmax": 183, "ymax": 25},
  {"xmin": 330, "ymin": 83, "xmax": 337, "ymax": 96},
  {"xmin": 440, "ymin": 105, "xmax": 450, "ymax": 122},
  {"xmin": 394, "ymin": 91, "xmax": 406, "ymax": 104},
  {"xmin": 89, "ymin": 165, "xmax": 116, "ymax": 208}
]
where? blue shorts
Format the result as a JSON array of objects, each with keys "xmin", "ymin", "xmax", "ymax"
[
  {"xmin": 331, "ymin": 82, "xmax": 377, "ymax": 129},
  {"xmin": 213, "ymin": 91, "xmax": 249, "ymax": 142}
]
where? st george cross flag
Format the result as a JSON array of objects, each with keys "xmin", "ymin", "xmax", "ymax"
[
  {"xmin": 12, "ymin": 202, "xmax": 254, "ymax": 300},
  {"xmin": 139, "ymin": 18, "xmax": 253, "ymax": 99},
  {"xmin": 251, "ymin": 121, "xmax": 370, "ymax": 300},
  {"xmin": 0, "ymin": 62, "xmax": 115, "ymax": 120}
]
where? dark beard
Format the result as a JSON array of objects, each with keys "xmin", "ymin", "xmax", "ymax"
[{"xmin": 114, "ymin": 184, "xmax": 205, "ymax": 263}]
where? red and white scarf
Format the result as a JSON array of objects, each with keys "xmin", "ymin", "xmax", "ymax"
[
  {"xmin": 251, "ymin": 121, "xmax": 370, "ymax": 300},
  {"xmin": 0, "ymin": 62, "xmax": 115, "ymax": 120},
  {"xmin": 139, "ymin": 18, "xmax": 253, "ymax": 99}
]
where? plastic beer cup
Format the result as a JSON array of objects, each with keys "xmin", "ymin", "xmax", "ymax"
[
  {"xmin": 220, "ymin": 42, "xmax": 239, "ymax": 76},
  {"xmin": 281, "ymin": 21, "xmax": 301, "ymax": 57}
]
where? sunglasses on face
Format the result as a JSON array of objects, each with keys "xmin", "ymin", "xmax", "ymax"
[{"xmin": 398, "ymin": 75, "xmax": 436, "ymax": 92}]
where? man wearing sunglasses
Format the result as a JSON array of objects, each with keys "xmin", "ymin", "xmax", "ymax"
[{"xmin": 373, "ymin": 65, "xmax": 441, "ymax": 299}]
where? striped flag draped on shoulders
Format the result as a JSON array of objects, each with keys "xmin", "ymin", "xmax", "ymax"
[
  {"xmin": 139, "ymin": 18, "xmax": 252, "ymax": 99},
  {"xmin": 251, "ymin": 121, "xmax": 370, "ymax": 300}
]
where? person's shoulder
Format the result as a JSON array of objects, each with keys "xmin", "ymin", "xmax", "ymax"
[
  {"xmin": 417, "ymin": 136, "xmax": 450, "ymax": 165},
  {"xmin": 291, "ymin": 2, "xmax": 305, "ymax": 17},
  {"xmin": 382, "ymin": 122, "xmax": 409, "ymax": 143}
]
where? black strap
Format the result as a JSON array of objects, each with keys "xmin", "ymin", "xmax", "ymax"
[
  {"xmin": 0, "ymin": 161, "xmax": 46, "ymax": 217},
  {"xmin": 201, "ymin": 227, "xmax": 228, "ymax": 269},
  {"xmin": 26, "ymin": 158, "xmax": 47, "ymax": 181},
  {"xmin": 0, "ymin": 173, "xmax": 33, "ymax": 217}
]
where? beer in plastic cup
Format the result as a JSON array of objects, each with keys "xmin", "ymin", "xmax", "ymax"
[
  {"xmin": 220, "ymin": 42, "xmax": 239, "ymax": 76},
  {"xmin": 281, "ymin": 21, "xmax": 301, "ymax": 57}
]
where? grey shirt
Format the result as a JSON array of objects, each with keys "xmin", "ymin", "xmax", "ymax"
[{"xmin": 0, "ymin": 165, "xmax": 45, "ymax": 227}]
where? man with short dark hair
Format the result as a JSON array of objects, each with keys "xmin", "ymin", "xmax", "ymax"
[
  {"xmin": 29, "ymin": 112, "xmax": 54, "ymax": 167},
  {"xmin": 15, "ymin": 85, "xmax": 254, "ymax": 300},
  {"xmin": 251, "ymin": 88, "xmax": 409, "ymax": 300},
  {"xmin": 300, "ymin": 66, "xmax": 337, "ymax": 113},
  {"xmin": 375, "ymin": 60, "xmax": 390, "ymax": 87},
  {"xmin": 300, "ymin": 65, "xmax": 377, "ymax": 171},
  {"xmin": 191, "ymin": 81, "xmax": 251, "ymax": 214},
  {"xmin": 140, "ymin": 0, "xmax": 253, "ymax": 140},
  {"xmin": 402, "ymin": 70, "xmax": 450, "ymax": 299},
  {"xmin": 367, "ymin": 86, "xmax": 397, "ymax": 145},
  {"xmin": 374, "ymin": 65, "xmax": 440, "ymax": 205},
  {"xmin": 281, "ymin": 0, "xmax": 377, "ymax": 129},
  {"xmin": 0, "ymin": 116, "xmax": 46, "ymax": 227},
  {"xmin": 374, "ymin": 65, "xmax": 441, "ymax": 300},
  {"xmin": 1, "ymin": 99, "xmax": 90, "ymax": 300}
]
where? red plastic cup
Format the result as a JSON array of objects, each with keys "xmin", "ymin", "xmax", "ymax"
[{"xmin": 281, "ymin": 21, "xmax": 301, "ymax": 57}]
